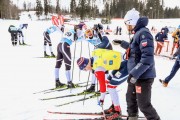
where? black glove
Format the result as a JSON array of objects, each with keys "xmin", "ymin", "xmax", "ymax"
[
  {"xmin": 97, "ymin": 23, "xmax": 103, "ymax": 30},
  {"xmin": 112, "ymin": 39, "xmax": 122, "ymax": 45},
  {"xmin": 128, "ymin": 74, "xmax": 137, "ymax": 84},
  {"xmin": 93, "ymin": 23, "xmax": 103, "ymax": 32},
  {"xmin": 107, "ymin": 75, "xmax": 112, "ymax": 81},
  {"xmin": 61, "ymin": 27, "xmax": 64, "ymax": 33},
  {"xmin": 93, "ymin": 24, "xmax": 98, "ymax": 31}
]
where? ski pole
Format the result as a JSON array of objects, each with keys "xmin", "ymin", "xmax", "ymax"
[
  {"xmin": 101, "ymin": 105, "xmax": 106, "ymax": 120},
  {"xmin": 83, "ymin": 42, "xmax": 91, "ymax": 105},
  {"xmin": 96, "ymin": 77, "xmax": 99, "ymax": 102},
  {"xmin": 79, "ymin": 41, "xmax": 83, "ymax": 81},
  {"xmin": 70, "ymin": 40, "xmax": 77, "ymax": 93}
]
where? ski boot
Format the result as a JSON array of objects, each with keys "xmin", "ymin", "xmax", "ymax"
[
  {"xmin": 83, "ymin": 84, "xmax": 95, "ymax": 93},
  {"xmin": 105, "ymin": 110, "xmax": 122, "ymax": 120},
  {"xmin": 104, "ymin": 104, "xmax": 115, "ymax": 114},
  {"xmin": 56, "ymin": 80, "xmax": 66, "ymax": 88},
  {"xmin": 14, "ymin": 40, "xmax": 17, "ymax": 46},
  {"xmin": 67, "ymin": 81, "xmax": 75, "ymax": 88},
  {"xmin": 159, "ymin": 79, "xmax": 168, "ymax": 87},
  {"xmin": 12, "ymin": 42, "xmax": 15, "ymax": 46},
  {"xmin": 51, "ymin": 52, "xmax": 56, "ymax": 57},
  {"xmin": 44, "ymin": 51, "xmax": 50, "ymax": 58},
  {"xmin": 19, "ymin": 41, "xmax": 22, "ymax": 45},
  {"xmin": 22, "ymin": 42, "xmax": 27, "ymax": 45}
]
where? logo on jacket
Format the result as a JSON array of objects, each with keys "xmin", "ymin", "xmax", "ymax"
[
  {"xmin": 141, "ymin": 40, "xmax": 147, "ymax": 47},
  {"xmin": 136, "ymin": 86, "xmax": 142, "ymax": 93}
]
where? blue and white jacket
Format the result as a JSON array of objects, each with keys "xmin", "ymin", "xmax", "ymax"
[{"xmin": 46, "ymin": 25, "xmax": 61, "ymax": 34}]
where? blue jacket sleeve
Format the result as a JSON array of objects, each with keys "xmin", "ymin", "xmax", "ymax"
[{"xmin": 130, "ymin": 31, "xmax": 154, "ymax": 79}]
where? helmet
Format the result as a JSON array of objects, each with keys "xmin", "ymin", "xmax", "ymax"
[
  {"xmin": 63, "ymin": 29, "xmax": 75, "ymax": 41},
  {"xmin": 124, "ymin": 8, "xmax": 140, "ymax": 25},
  {"xmin": 85, "ymin": 29, "xmax": 93, "ymax": 38}
]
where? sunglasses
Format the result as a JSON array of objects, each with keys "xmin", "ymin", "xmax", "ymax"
[{"xmin": 124, "ymin": 19, "xmax": 132, "ymax": 25}]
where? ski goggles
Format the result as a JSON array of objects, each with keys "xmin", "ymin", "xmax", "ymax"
[{"xmin": 124, "ymin": 19, "xmax": 132, "ymax": 25}]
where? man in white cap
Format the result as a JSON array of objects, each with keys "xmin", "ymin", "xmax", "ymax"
[{"xmin": 113, "ymin": 8, "xmax": 161, "ymax": 120}]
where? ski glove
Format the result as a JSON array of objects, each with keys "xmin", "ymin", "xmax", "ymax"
[
  {"xmin": 112, "ymin": 39, "xmax": 122, "ymax": 45},
  {"xmin": 98, "ymin": 99, "xmax": 104, "ymax": 106},
  {"xmin": 128, "ymin": 74, "xmax": 137, "ymax": 84}
]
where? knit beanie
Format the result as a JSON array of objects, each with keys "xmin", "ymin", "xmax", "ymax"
[
  {"xmin": 77, "ymin": 57, "xmax": 89, "ymax": 70},
  {"xmin": 124, "ymin": 8, "xmax": 140, "ymax": 26}
]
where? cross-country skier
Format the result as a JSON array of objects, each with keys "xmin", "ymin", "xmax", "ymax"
[
  {"xmin": 82, "ymin": 25, "xmax": 113, "ymax": 93},
  {"xmin": 77, "ymin": 49, "xmax": 128, "ymax": 120},
  {"xmin": 17, "ymin": 24, "xmax": 28, "ymax": 45},
  {"xmin": 8, "ymin": 25, "xmax": 18, "ymax": 46},
  {"xmin": 55, "ymin": 29, "xmax": 77, "ymax": 88},
  {"xmin": 159, "ymin": 37, "xmax": 180, "ymax": 87},
  {"xmin": 43, "ymin": 25, "xmax": 64, "ymax": 57},
  {"xmin": 112, "ymin": 8, "xmax": 161, "ymax": 120}
]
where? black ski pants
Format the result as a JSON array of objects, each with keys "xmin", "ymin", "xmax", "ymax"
[
  {"xmin": 10, "ymin": 31, "xmax": 18, "ymax": 45},
  {"xmin": 126, "ymin": 78, "xmax": 160, "ymax": 120},
  {"xmin": 55, "ymin": 42, "xmax": 71, "ymax": 70}
]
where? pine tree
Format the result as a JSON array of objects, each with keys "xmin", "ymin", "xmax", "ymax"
[
  {"xmin": 0, "ymin": 0, "xmax": 19, "ymax": 19},
  {"xmin": 44, "ymin": 0, "xmax": 48, "ymax": 18},
  {"xmin": 36, "ymin": 0, "xmax": 43, "ymax": 19},
  {"xmin": 70, "ymin": 0, "xmax": 76, "ymax": 17},
  {"xmin": 56, "ymin": 0, "xmax": 60, "ymax": 14},
  {"xmin": 77, "ymin": 0, "xmax": 88, "ymax": 20}
]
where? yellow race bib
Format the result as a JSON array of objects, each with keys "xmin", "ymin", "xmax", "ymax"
[{"xmin": 92, "ymin": 49, "xmax": 121, "ymax": 70}]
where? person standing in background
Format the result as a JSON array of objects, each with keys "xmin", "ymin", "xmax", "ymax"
[{"xmin": 171, "ymin": 25, "xmax": 180, "ymax": 55}]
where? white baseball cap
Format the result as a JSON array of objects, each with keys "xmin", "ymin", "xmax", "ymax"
[{"xmin": 124, "ymin": 8, "xmax": 140, "ymax": 26}]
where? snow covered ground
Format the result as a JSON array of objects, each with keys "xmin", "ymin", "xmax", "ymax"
[{"xmin": 0, "ymin": 18, "xmax": 180, "ymax": 120}]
